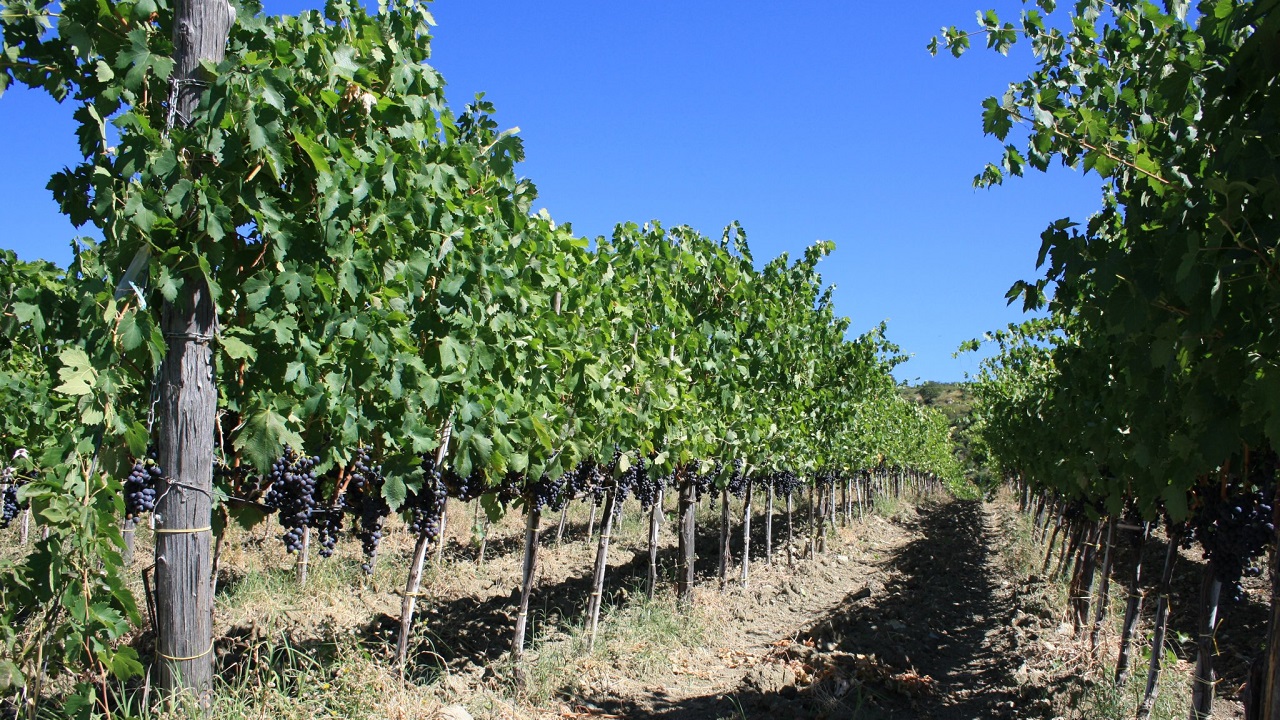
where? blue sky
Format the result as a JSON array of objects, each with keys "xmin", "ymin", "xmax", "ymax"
[{"xmin": 0, "ymin": 1, "xmax": 1103, "ymax": 382}]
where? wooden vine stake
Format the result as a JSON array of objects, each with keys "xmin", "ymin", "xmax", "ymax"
[
  {"xmin": 785, "ymin": 490, "xmax": 794, "ymax": 565},
  {"xmin": 764, "ymin": 480, "xmax": 774, "ymax": 565},
  {"xmin": 395, "ymin": 420, "xmax": 451, "ymax": 669},
  {"xmin": 1089, "ymin": 518, "xmax": 1115, "ymax": 656},
  {"xmin": 1137, "ymin": 526, "xmax": 1182, "ymax": 719},
  {"xmin": 739, "ymin": 477, "xmax": 753, "ymax": 587},
  {"xmin": 1189, "ymin": 564, "xmax": 1222, "ymax": 719},
  {"xmin": 1115, "ymin": 521, "xmax": 1147, "ymax": 685},
  {"xmin": 676, "ymin": 479, "xmax": 696, "ymax": 605},
  {"xmin": 155, "ymin": 284, "xmax": 219, "ymax": 705},
  {"xmin": 646, "ymin": 487, "xmax": 662, "ymax": 599},
  {"xmin": 511, "ymin": 503, "xmax": 542, "ymax": 664},
  {"xmin": 1253, "ymin": 492, "xmax": 1280, "ymax": 720},
  {"xmin": 718, "ymin": 486, "xmax": 731, "ymax": 587},
  {"xmin": 433, "ymin": 497, "xmax": 449, "ymax": 563},
  {"xmin": 296, "ymin": 526, "xmax": 311, "ymax": 587},
  {"xmin": 586, "ymin": 488, "xmax": 619, "ymax": 650}
]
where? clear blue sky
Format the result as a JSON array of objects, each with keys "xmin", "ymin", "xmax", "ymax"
[{"xmin": 0, "ymin": 1, "xmax": 1102, "ymax": 382}]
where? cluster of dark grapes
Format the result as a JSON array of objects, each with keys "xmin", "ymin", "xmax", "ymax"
[
  {"xmin": 613, "ymin": 455, "xmax": 647, "ymax": 510},
  {"xmin": 444, "ymin": 466, "xmax": 485, "ymax": 502},
  {"xmin": 0, "ymin": 469, "xmax": 22, "ymax": 528},
  {"xmin": 346, "ymin": 447, "xmax": 389, "ymax": 574},
  {"xmin": 727, "ymin": 459, "xmax": 748, "ymax": 498},
  {"xmin": 1186, "ymin": 476, "xmax": 1276, "ymax": 603},
  {"xmin": 770, "ymin": 470, "xmax": 802, "ymax": 497},
  {"xmin": 497, "ymin": 471, "xmax": 524, "ymax": 506},
  {"xmin": 633, "ymin": 461, "xmax": 665, "ymax": 510},
  {"xmin": 693, "ymin": 461, "xmax": 720, "ymax": 501},
  {"xmin": 526, "ymin": 473, "xmax": 563, "ymax": 514},
  {"xmin": 587, "ymin": 463, "xmax": 607, "ymax": 508},
  {"xmin": 262, "ymin": 446, "xmax": 321, "ymax": 553},
  {"xmin": 311, "ymin": 508, "xmax": 343, "ymax": 558},
  {"xmin": 408, "ymin": 457, "xmax": 448, "ymax": 543},
  {"xmin": 123, "ymin": 455, "xmax": 163, "ymax": 521}
]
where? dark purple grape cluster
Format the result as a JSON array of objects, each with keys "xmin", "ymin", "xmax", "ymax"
[
  {"xmin": 527, "ymin": 473, "xmax": 562, "ymax": 514},
  {"xmin": 346, "ymin": 447, "xmax": 388, "ymax": 574},
  {"xmin": 1, "ymin": 485, "xmax": 20, "ymax": 529},
  {"xmin": 588, "ymin": 463, "xmax": 607, "ymax": 508},
  {"xmin": 693, "ymin": 461, "xmax": 719, "ymax": 502},
  {"xmin": 769, "ymin": 470, "xmax": 802, "ymax": 497},
  {"xmin": 727, "ymin": 459, "xmax": 748, "ymax": 498},
  {"xmin": 262, "ymin": 446, "xmax": 320, "ymax": 553},
  {"xmin": 123, "ymin": 456, "xmax": 162, "ymax": 521},
  {"xmin": 443, "ymin": 466, "xmax": 484, "ymax": 502},
  {"xmin": 311, "ymin": 508, "xmax": 343, "ymax": 558},
  {"xmin": 1, "ymin": 465, "xmax": 26, "ymax": 528},
  {"xmin": 1187, "ymin": 476, "xmax": 1276, "ymax": 603},
  {"xmin": 408, "ymin": 457, "xmax": 447, "ymax": 543},
  {"xmin": 560, "ymin": 460, "xmax": 597, "ymax": 504},
  {"xmin": 612, "ymin": 455, "xmax": 646, "ymax": 511},
  {"xmin": 633, "ymin": 461, "xmax": 665, "ymax": 511}
]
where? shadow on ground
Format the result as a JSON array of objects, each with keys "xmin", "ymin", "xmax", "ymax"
[{"xmin": 581, "ymin": 499, "xmax": 1038, "ymax": 719}]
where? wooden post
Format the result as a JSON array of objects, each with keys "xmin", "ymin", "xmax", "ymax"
[
  {"xmin": 586, "ymin": 491, "xmax": 617, "ymax": 650},
  {"xmin": 676, "ymin": 480, "xmax": 696, "ymax": 604},
  {"xmin": 1251, "ymin": 486, "xmax": 1280, "ymax": 720},
  {"xmin": 1042, "ymin": 508, "xmax": 1064, "ymax": 576},
  {"xmin": 1116, "ymin": 522, "xmax": 1148, "ymax": 686},
  {"xmin": 646, "ymin": 488, "xmax": 662, "ymax": 599},
  {"xmin": 806, "ymin": 484, "xmax": 815, "ymax": 558},
  {"xmin": 122, "ymin": 518, "xmax": 136, "ymax": 566},
  {"xmin": 511, "ymin": 507, "xmax": 542, "ymax": 663},
  {"xmin": 739, "ymin": 478, "xmax": 753, "ymax": 587},
  {"xmin": 396, "ymin": 424, "xmax": 451, "ymax": 668},
  {"xmin": 152, "ymin": 0, "xmax": 233, "ymax": 702},
  {"xmin": 433, "ymin": 497, "xmax": 449, "ymax": 563},
  {"xmin": 296, "ymin": 525, "xmax": 311, "ymax": 587},
  {"xmin": 786, "ymin": 491, "xmax": 794, "ymax": 565},
  {"xmin": 556, "ymin": 505, "xmax": 568, "ymax": 546},
  {"xmin": 1190, "ymin": 564, "xmax": 1223, "ymax": 719},
  {"xmin": 1070, "ymin": 522, "xmax": 1100, "ymax": 636},
  {"xmin": 764, "ymin": 481, "xmax": 774, "ymax": 566},
  {"xmin": 718, "ymin": 487, "xmax": 731, "ymax": 587},
  {"xmin": 1090, "ymin": 518, "xmax": 1115, "ymax": 655},
  {"xmin": 1138, "ymin": 526, "xmax": 1182, "ymax": 718},
  {"xmin": 154, "ymin": 279, "xmax": 219, "ymax": 703}
]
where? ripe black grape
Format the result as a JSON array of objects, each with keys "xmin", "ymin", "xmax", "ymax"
[
  {"xmin": 407, "ymin": 456, "xmax": 448, "ymax": 545},
  {"xmin": 693, "ymin": 461, "xmax": 720, "ymax": 502},
  {"xmin": 346, "ymin": 447, "xmax": 389, "ymax": 574},
  {"xmin": 633, "ymin": 459, "xmax": 665, "ymax": 511},
  {"xmin": 123, "ymin": 456, "xmax": 162, "ymax": 521},
  {"xmin": 1187, "ymin": 471, "xmax": 1276, "ymax": 604},
  {"xmin": 0, "ymin": 484, "xmax": 20, "ymax": 528},
  {"xmin": 262, "ymin": 446, "xmax": 321, "ymax": 553}
]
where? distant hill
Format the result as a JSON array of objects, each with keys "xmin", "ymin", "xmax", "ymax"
[
  {"xmin": 900, "ymin": 381, "xmax": 989, "ymax": 487},
  {"xmin": 898, "ymin": 381, "xmax": 972, "ymax": 424}
]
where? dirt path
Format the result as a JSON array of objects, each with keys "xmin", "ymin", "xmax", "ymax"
[{"xmin": 585, "ymin": 498, "xmax": 1035, "ymax": 719}]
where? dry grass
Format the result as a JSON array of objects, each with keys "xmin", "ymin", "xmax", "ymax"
[{"xmin": 990, "ymin": 490, "xmax": 1195, "ymax": 720}]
